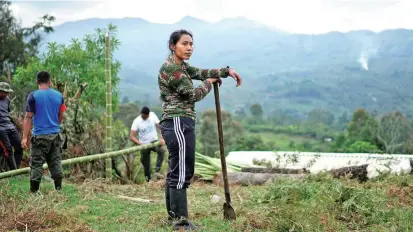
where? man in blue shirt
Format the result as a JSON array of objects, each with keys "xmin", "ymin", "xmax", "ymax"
[{"xmin": 22, "ymin": 71, "xmax": 66, "ymax": 193}]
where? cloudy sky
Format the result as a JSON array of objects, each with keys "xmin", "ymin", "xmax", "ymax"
[{"xmin": 10, "ymin": 0, "xmax": 413, "ymax": 34}]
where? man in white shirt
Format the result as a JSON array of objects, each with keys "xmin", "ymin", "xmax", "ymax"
[{"xmin": 130, "ymin": 106, "xmax": 166, "ymax": 182}]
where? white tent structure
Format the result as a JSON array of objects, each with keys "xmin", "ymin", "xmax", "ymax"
[{"xmin": 226, "ymin": 151, "xmax": 413, "ymax": 179}]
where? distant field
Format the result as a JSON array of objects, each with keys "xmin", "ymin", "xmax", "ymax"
[{"xmin": 249, "ymin": 132, "xmax": 331, "ymax": 152}]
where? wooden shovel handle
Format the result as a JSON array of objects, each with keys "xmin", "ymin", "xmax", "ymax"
[{"xmin": 213, "ymin": 82, "xmax": 232, "ymax": 204}]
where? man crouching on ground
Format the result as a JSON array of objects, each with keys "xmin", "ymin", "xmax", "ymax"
[
  {"xmin": 130, "ymin": 106, "xmax": 166, "ymax": 182},
  {"xmin": 21, "ymin": 71, "xmax": 66, "ymax": 193}
]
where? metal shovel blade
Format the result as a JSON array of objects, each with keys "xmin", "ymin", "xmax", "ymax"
[{"xmin": 223, "ymin": 202, "xmax": 236, "ymax": 220}]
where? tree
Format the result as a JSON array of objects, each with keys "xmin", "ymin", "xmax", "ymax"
[
  {"xmin": 150, "ymin": 105, "xmax": 163, "ymax": 119},
  {"xmin": 234, "ymin": 106, "xmax": 247, "ymax": 121},
  {"xmin": 376, "ymin": 111, "xmax": 411, "ymax": 153},
  {"xmin": 121, "ymin": 96, "xmax": 130, "ymax": 104},
  {"xmin": 337, "ymin": 111, "xmax": 349, "ymax": 130},
  {"xmin": 0, "ymin": 0, "xmax": 55, "ymax": 76},
  {"xmin": 198, "ymin": 109, "xmax": 243, "ymax": 157},
  {"xmin": 270, "ymin": 109, "xmax": 297, "ymax": 125},
  {"xmin": 13, "ymin": 24, "xmax": 121, "ymax": 111},
  {"xmin": 402, "ymin": 134, "xmax": 413, "ymax": 154},
  {"xmin": 307, "ymin": 108, "xmax": 335, "ymax": 126},
  {"xmin": 114, "ymin": 103, "xmax": 140, "ymax": 128},
  {"xmin": 347, "ymin": 108, "xmax": 378, "ymax": 144},
  {"xmin": 133, "ymin": 100, "xmax": 141, "ymax": 106},
  {"xmin": 12, "ymin": 25, "xmax": 123, "ymax": 172},
  {"xmin": 1, "ymin": 0, "xmax": 55, "ymax": 121},
  {"xmin": 345, "ymin": 141, "xmax": 381, "ymax": 153},
  {"xmin": 231, "ymin": 134, "xmax": 274, "ymax": 151},
  {"xmin": 331, "ymin": 133, "xmax": 347, "ymax": 152},
  {"xmin": 250, "ymin": 103, "xmax": 263, "ymax": 117}
]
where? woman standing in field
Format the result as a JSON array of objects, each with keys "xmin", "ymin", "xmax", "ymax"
[{"xmin": 158, "ymin": 29, "xmax": 242, "ymax": 230}]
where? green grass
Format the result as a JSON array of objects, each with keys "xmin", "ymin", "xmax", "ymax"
[
  {"xmin": 250, "ymin": 132, "xmax": 330, "ymax": 151},
  {"xmin": 2, "ymin": 173, "xmax": 413, "ymax": 231}
]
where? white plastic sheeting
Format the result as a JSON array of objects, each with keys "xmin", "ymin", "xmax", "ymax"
[{"xmin": 226, "ymin": 151, "xmax": 413, "ymax": 179}]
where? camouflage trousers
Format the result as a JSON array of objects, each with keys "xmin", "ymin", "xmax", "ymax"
[{"xmin": 29, "ymin": 133, "xmax": 63, "ymax": 183}]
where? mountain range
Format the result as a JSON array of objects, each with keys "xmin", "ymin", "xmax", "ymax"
[{"xmin": 42, "ymin": 16, "xmax": 413, "ymax": 120}]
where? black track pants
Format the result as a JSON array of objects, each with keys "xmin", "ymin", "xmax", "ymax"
[{"xmin": 160, "ymin": 117, "xmax": 195, "ymax": 189}]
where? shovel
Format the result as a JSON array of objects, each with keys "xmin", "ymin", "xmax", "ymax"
[{"xmin": 213, "ymin": 82, "xmax": 236, "ymax": 220}]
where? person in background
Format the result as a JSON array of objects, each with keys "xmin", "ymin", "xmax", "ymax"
[
  {"xmin": 130, "ymin": 106, "xmax": 166, "ymax": 182},
  {"xmin": 158, "ymin": 29, "xmax": 242, "ymax": 230},
  {"xmin": 0, "ymin": 82, "xmax": 23, "ymax": 170},
  {"xmin": 21, "ymin": 71, "xmax": 66, "ymax": 193}
]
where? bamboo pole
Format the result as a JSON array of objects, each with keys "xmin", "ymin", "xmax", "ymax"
[
  {"xmin": 7, "ymin": 64, "xmax": 11, "ymax": 83},
  {"xmin": 0, "ymin": 142, "xmax": 160, "ymax": 180},
  {"xmin": 105, "ymin": 31, "xmax": 113, "ymax": 179}
]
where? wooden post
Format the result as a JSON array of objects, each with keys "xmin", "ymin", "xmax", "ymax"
[{"xmin": 105, "ymin": 31, "xmax": 113, "ymax": 180}]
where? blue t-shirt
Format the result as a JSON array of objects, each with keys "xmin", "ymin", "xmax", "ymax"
[{"xmin": 25, "ymin": 88, "xmax": 66, "ymax": 136}]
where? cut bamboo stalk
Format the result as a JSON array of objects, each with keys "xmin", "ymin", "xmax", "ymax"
[
  {"xmin": 117, "ymin": 195, "xmax": 154, "ymax": 203},
  {"xmin": 0, "ymin": 142, "xmax": 159, "ymax": 179},
  {"xmin": 105, "ymin": 31, "xmax": 113, "ymax": 179},
  {"xmin": 7, "ymin": 64, "xmax": 11, "ymax": 83}
]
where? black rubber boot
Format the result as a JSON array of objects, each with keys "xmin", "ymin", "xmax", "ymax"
[
  {"xmin": 54, "ymin": 178, "xmax": 62, "ymax": 191},
  {"xmin": 165, "ymin": 184, "xmax": 173, "ymax": 225},
  {"xmin": 30, "ymin": 180, "xmax": 40, "ymax": 193},
  {"xmin": 169, "ymin": 188, "xmax": 198, "ymax": 231}
]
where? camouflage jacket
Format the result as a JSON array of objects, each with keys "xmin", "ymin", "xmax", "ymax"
[{"xmin": 158, "ymin": 55, "xmax": 229, "ymax": 122}]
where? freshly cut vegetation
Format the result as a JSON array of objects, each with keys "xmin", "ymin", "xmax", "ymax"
[{"xmin": 194, "ymin": 152, "xmax": 244, "ymax": 180}]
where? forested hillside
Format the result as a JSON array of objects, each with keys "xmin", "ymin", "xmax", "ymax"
[{"xmin": 42, "ymin": 17, "xmax": 413, "ymax": 119}]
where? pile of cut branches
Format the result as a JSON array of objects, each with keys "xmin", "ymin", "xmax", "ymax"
[{"xmin": 194, "ymin": 152, "xmax": 243, "ymax": 180}]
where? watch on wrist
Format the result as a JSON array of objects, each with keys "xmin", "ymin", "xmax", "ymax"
[{"xmin": 226, "ymin": 66, "xmax": 231, "ymax": 76}]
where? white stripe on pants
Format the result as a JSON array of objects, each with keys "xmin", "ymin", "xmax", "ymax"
[{"xmin": 173, "ymin": 117, "xmax": 186, "ymax": 189}]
